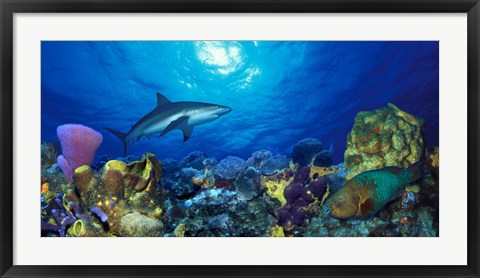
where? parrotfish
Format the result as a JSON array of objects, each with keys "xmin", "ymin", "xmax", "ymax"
[{"xmin": 323, "ymin": 163, "xmax": 423, "ymax": 219}]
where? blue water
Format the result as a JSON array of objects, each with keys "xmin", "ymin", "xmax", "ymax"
[{"xmin": 41, "ymin": 41, "xmax": 439, "ymax": 163}]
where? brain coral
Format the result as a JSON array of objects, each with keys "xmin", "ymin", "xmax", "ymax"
[
  {"xmin": 215, "ymin": 156, "xmax": 248, "ymax": 180},
  {"xmin": 344, "ymin": 103, "xmax": 425, "ymax": 180}
]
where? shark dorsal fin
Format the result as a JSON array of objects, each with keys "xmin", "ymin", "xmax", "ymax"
[{"xmin": 156, "ymin": 93, "xmax": 172, "ymax": 108}]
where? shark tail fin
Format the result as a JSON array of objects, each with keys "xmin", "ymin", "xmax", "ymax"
[{"xmin": 104, "ymin": 127, "xmax": 129, "ymax": 156}]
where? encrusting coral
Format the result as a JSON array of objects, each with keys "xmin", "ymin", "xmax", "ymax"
[
  {"xmin": 344, "ymin": 103, "xmax": 425, "ymax": 180},
  {"xmin": 261, "ymin": 169, "xmax": 294, "ymax": 206}
]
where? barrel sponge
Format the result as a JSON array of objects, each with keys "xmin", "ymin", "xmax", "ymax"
[{"xmin": 56, "ymin": 124, "xmax": 103, "ymax": 181}]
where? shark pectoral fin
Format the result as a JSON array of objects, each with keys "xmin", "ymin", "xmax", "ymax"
[
  {"xmin": 182, "ymin": 125, "xmax": 194, "ymax": 142},
  {"xmin": 160, "ymin": 116, "xmax": 189, "ymax": 136}
]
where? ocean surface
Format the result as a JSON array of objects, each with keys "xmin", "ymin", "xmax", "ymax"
[{"xmin": 41, "ymin": 41, "xmax": 439, "ymax": 163}]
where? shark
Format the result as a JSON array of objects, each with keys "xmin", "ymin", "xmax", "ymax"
[{"xmin": 104, "ymin": 92, "xmax": 232, "ymax": 156}]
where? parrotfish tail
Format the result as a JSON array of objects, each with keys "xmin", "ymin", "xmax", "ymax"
[
  {"xmin": 406, "ymin": 161, "xmax": 425, "ymax": 182},
  {"xmin": 104, "ymin": 127, "xmax": 128, "ymax": 156}
]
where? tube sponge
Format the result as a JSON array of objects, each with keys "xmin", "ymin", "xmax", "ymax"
[{"xmin": 56, "ymin": 124, "xmax": 103, "ymax": 182}]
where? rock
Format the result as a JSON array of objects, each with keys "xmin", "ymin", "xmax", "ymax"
[
  {"xmin": 325, "ymin": 164, "xmax": 347, "ymax": 194},
  {"xmin": 173, "ymin": 223, "xmax": 186, "ymax": 237},
  {"xmin": 207, "ymin": 213, "xmax": 230, "ymax": 230},
  {"xmin": 246, "ymin": 150, "xmax": 272, "ymax": 168},
  {"xmin": 259, "ymin": 155, "xmax": 289, "ymax": 176},
  {"xmin": 177, "ymin": 167, "xmax": 201, "ymax": 196},
  {"xmin": 181, "ymin": 151, "xmax": 208, "ymax": 170},
  {"xmin": 41, "ymin": 142, "xmax": 59, "ymax": 168},
  {"xmin": 234, "ymin": 167, "xmax": 261, "ymax": 201}
]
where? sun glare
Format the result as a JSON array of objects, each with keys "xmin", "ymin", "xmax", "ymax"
[{"xmin": 195, "ymin": 41, "xmax": 243, "ymax": 75}]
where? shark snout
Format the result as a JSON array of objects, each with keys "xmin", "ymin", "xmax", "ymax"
[{"xmin": 216, "ymin": 106, "xmax": 232, "ymax": 116}]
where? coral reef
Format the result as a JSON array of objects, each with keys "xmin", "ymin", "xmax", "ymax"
[
  {"xmin": 42, "ymin": 152, "xmax": 166, "ymax": 237},
  {"xmin": 173, "ymin": 223, "xmax": 186, "ymax": 237},
  {"xmin": 186, "ymin": 188, "xmax": 237, "ymax": 206},
  {"xmin": 41, "ymin": 142, "xmax": 59, "ymax": 168},
  {"xmin": 184, "ymin": 195, "xmax": 277, "ymax": 237},
  {"xmin": 344, "ymin": 103, "xmax": 425, "ymax": 180},
  {"xmin": 73, "ymin": 152, "xmax": 165, "ymax": 236},
  {"xmin": 41, "ymin": 131, "xmax": 439, "ymax": 238},
  {"xmin": 56, "ymin": 124, "xmax": 103, "ymax": 181},
  {"xmin": 181, "ymin": 151, "xmax": 209, "ymax": 170},
  {"xmin": 41, "ymin": 191, "xmax": 92, "ymax": 237}
]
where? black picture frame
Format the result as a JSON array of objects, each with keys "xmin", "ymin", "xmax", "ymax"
[{"xmin": 1, "ymin": 1, "xmax": 479, "ymax": 277}]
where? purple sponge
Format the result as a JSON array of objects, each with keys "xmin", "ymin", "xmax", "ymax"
[{"xmin": 56, "ymin": 124, "xmax": 103, "ymax": 182}]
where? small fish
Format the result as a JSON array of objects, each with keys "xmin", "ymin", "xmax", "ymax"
[
  {"xmin": 168, "ymin": 202, "xmax": 189, "ymax": 220},
  {"xmin": 323, "ymin": 163, "xmax": 423, "ymax": 219},
  {"xmin": 167, "ymin": 189, "xmax": 236, "ymax": 220},
  {"xmin": 185, "ymin": 188, "xmax": 236, "ymax": 207},
  {"xmin": 41, "ymin": 182, "xmax": 49, "ymax": 193}
]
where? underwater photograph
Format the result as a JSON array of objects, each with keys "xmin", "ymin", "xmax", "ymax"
[{"xmin": 41, "ymin": 41, "xmax": 439, "ymax": 237}]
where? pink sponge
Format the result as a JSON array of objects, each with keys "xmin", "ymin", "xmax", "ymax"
[{"xmin": 56, "ymin": 124, "xmax": 103, "ymax": 182}]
